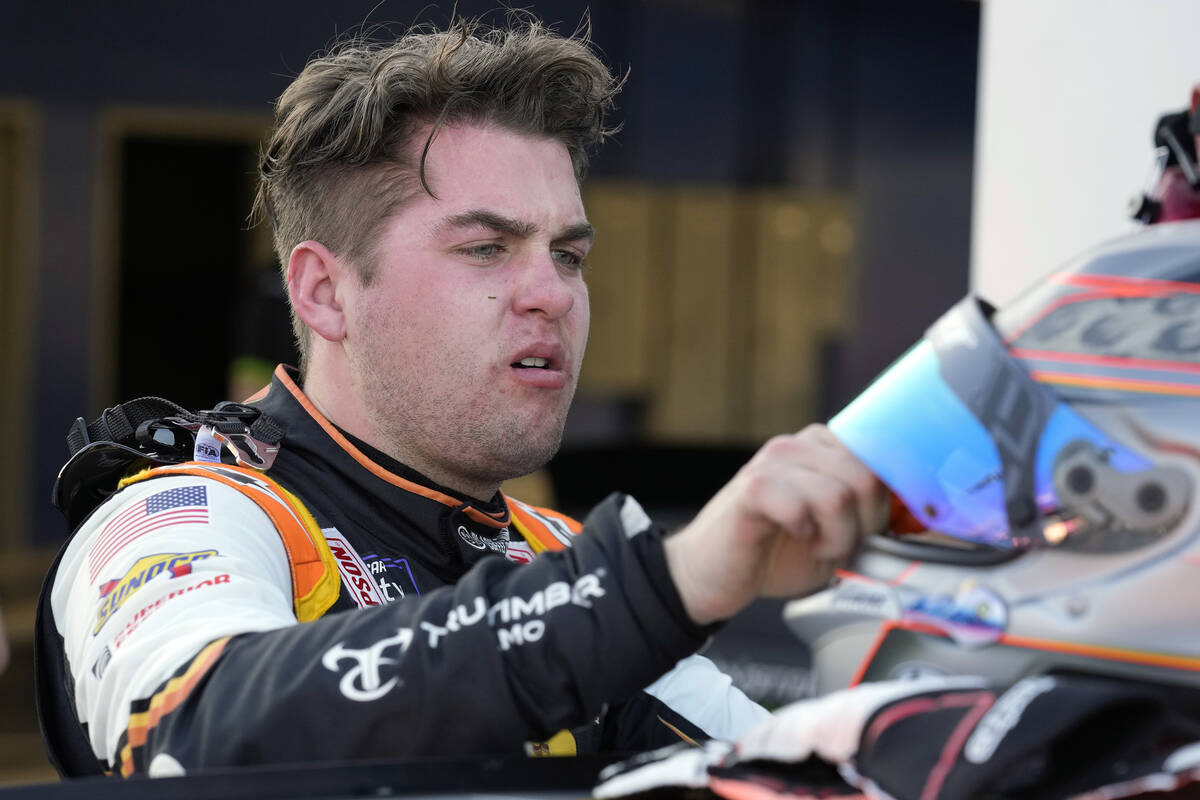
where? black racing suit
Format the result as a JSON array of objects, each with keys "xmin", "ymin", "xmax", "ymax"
[{"xmin": 37, "ymin": 365, "xmax": 767, "ymax": 777}]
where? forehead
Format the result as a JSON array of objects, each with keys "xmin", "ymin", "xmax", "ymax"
[{"xmin": 410, "ymin": 123, "xmax": 585, "ymax": 224}]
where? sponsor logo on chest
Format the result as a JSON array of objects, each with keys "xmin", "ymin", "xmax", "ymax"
[
  {"xmin": 457, "ymin": 521, "xmax": 538, "ymax": 564},
  {"xmin": 363, "ymin": 555, "xmax": 421, "ymax": 600},
  {"xmin": 504, "ymin": 539, "xmax": 536, "ymax": 564},
  {"xmin": 457, "ymin": 524, "xmax": 510, "ymax": 555},
  {"xmin": 320, "ymin": 521, "xmax": 538, "ymax": 609},
  {"xmin": 323, "ymin": 529, "xmax": 385, "ymax": 607}
]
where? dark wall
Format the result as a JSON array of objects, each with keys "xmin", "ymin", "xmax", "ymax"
[
  {"xmin": 843, "ymin": 0, "xmax": 979, "ymax": 398},
  {"xmin": 0, "ymin": 0, "xmax": 978, "ymax": 545}
]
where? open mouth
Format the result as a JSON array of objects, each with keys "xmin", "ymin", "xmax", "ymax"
[{"xmin": 512, "ymin": 357, "xmax": 550, "ymax": 370}]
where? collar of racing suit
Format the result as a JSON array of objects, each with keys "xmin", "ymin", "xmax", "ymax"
[
  {"xmin": 249, "ymin": 365, "xmax": 522, "ymax": 584},
  {"xmin": 335, "ymin": 427, "xmax": 505, "ymax": 512}
]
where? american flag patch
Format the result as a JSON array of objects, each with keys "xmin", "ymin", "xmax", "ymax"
[{"xmin": 88, "ymin": 486, "xmax": 209, "ymax": 581}]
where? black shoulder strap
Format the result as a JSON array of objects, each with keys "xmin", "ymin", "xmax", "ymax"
[
  {"xmin": 53, "ymin": 398, "xmax": 285, "ymax": 530},
  {"xmin": 65, "ymin": 397, "xmax": 284, "ymax": 463}
]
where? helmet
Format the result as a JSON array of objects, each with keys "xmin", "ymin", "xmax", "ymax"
[
  {"xmin": 788, "ymin": 221, "xmax": 1200, "ymax": 696},
  {"xmin": 1130, "ymin": 85, "xmax": 1200, "ymax": 224}
]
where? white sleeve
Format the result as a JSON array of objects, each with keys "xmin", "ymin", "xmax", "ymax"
[
  {"xmin": 645, "ymin": 654, "xmax": 771, "ymax": 739},
  {"xmin": 49, "ymin": 475, "xmax": 298, "ymax": 764}
]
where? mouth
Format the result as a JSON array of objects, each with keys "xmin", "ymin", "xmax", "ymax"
[
  {"xmin": 507, "ymin": 346, "xmax": 569, "ymax": 389},
  {"xmin": 508, "ymin": 344, "xmax": 565, "ymax": 372}
]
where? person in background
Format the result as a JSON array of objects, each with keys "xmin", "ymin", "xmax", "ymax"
[{"xmin": 1130, "ymin": 83, "xmax": 1200, "ymax": 224}]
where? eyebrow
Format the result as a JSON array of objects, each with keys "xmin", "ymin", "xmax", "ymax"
[{"xmin": 438, "ymin": 209, "xmax": 594, "ymax": 245}]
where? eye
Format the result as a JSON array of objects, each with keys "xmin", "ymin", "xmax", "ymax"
[
  {"xmin": 458, "ymin": 243, "xmax": 506, "ymax": 263},
  {"xmin": 552, "ymin": 249, "xmax": 586, "ymax": 270}
]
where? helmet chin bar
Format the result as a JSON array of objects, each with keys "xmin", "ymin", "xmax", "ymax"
[
  {"xmin": 865, "ymin": 533, "xmax": 1024, "ymax": 566},
  {"xmin": 1050, "ymin": 441, "xmax": 1192, "ymax": 552}
]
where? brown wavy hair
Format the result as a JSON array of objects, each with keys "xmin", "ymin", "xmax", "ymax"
[{"xmin": 253, "ymin": 14, "xmax": 622, "ymax": 367}]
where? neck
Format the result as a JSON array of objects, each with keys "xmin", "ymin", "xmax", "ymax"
[{"xmin": 301, "ymin": 354, "xmax": 500, "ymax": 502}]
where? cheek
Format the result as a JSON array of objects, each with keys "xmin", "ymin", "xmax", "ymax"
[
  {"xmin": 364, "ymin": 273, "xmax": 466, "ymax": 336},
  {"xmin": 574, "ymin": 283, "xmax": 591, "ymax": 339},
  {"xmin": 352, "ymin": 289, "xmax": 440, "ymax": 367},
  {"xmin": 413, "ymin": 286, "xmax": 507, "ymax": 359}
]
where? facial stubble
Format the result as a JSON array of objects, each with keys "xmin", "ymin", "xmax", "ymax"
[{"xmin": 349, "ymin": 318, "xmax": 576, "ymax": 499}]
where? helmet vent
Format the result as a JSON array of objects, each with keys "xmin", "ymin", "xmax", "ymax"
[
  {"xmin": 1066, "ymin": 465, "xmax": 1096, "ymax": 495},
  {"xmin": 1136, "ymin": 482, "xmax": 1167, "ymax": 513}
]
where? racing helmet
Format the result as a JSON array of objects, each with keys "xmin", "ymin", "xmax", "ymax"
[{"xmin": 787, "ymin": 221, "xmax": 1200, "ymax": 696}]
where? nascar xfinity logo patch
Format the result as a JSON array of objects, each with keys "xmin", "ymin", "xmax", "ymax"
[{"xmin": 94, "ymin": 550, "xmax": 216, "ymax": 634}]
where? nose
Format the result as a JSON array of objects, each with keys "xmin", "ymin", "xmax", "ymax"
[{"xmin": 511, "ymin": 252, "xmax": 576, "ymax": 320}]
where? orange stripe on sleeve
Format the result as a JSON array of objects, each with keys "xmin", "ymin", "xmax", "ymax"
[
  {"xmin": 119, "ymin": 637, "xmax": 229, "ymax": 777},
  {"xmin": 506, "ymin": 498, "xmax": 581, "ymax": 553},
  {"xmin": 656, "ymin": 716, "xmax": 700, "ymax": 746},
  {"xmin": 119, "ymin": 462, "xmax": 339, "ymax": 622}
]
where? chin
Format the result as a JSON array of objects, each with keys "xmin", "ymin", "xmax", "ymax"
[{"xmin": 488, "ymin": 429, "xmax": 564, "ymax": 482}]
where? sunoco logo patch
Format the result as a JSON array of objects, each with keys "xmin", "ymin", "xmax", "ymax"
[{"xmin": 94, "ymin": 550, "xmax": 216, "ymax": 634}]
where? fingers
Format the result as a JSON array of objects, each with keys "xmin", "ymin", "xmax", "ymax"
[
  {"xmin": 744, "ymin": 425, "xmax": 890, "ymax": 549},
  {"xmin": 663, "ymin": 423, "xmax": 890, "ymax": 625},
  {"xmin": 795, "ymin": 425, "xmax": 891, "ymax": 535},
  {"xmin": 739, "ymin": 459, "xmax": 857, "ymax": 560}
]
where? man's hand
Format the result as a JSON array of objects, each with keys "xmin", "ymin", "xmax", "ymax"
[{"xmin": 663, "ymin": 424, "xmax": 889, "ymax": 626}]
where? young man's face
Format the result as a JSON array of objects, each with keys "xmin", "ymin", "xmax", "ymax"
[{"xmin": 341, "ymin": 123, "xmax": 592, "ymax": 497}]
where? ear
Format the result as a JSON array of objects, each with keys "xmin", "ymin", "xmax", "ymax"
[{"xmin": 287, "ymin": 240, "xmax": 347, "ymax": 343}]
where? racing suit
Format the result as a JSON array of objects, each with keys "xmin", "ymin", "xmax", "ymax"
[{"xmin": 37, "ymin": 365, "xmax": 768, "ymax": 777}]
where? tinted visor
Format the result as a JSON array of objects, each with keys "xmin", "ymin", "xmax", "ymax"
[{"xmin": 830, "ymin": 299, "xmax": 1152, "ymax": 548}]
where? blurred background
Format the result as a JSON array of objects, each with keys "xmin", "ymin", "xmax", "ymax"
[{"xmin": 0, "ymin": 0, "xmax": 1194, "ymax": 786}]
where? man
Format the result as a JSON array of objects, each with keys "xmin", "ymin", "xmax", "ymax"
[{"xmin": 36, "ymin": 18, "xmax": 888, "ymax": 778}]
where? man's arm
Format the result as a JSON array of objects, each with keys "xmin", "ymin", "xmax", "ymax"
[
  {"xmin": 51, "ymin": 424, "xmax": 886, "ymax": 775},
  {"xmin": 51, "ymin": 478, "xmax": 710, "ymax": 775},
  {"xmin": 664, "ymin": 425, "xmax": 889, "ymax": 626},
  {"xmin": 512, "ymin": 496, "xmax": 771, "ymax": 748},
  {"xmin": 602, "ymin": 424, "xmax": 885, "ymax": 750}
]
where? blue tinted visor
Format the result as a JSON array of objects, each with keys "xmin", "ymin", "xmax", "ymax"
[{"xmin": 829, "ymin": 299, "xmax": 1152, "ymax": 548}]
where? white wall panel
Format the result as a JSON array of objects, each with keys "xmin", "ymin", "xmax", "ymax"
[{"xmin": 973, "ymin": 0, "xmax": 1200, "ymax": 305}]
